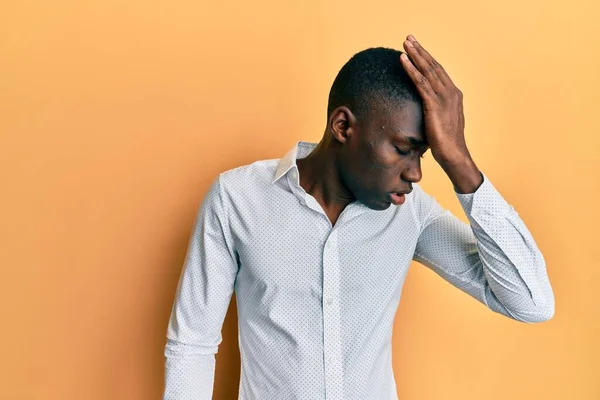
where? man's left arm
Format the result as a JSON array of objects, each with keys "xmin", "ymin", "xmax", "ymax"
[
  {"xmin": 412, "ymin": 170, "xmax": 555, "ymax": 323},
  {"xmin": 401, "ymin": 34, "xmax": 554, "ymax": 322}
]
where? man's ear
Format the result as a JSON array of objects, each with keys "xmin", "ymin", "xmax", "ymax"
[{"xmin": 328, "ymin": 106, "xmax": 357, "ymax": 144}]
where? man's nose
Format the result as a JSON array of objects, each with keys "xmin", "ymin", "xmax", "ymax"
[{"xmin": 401, "ymin": 159, "xmax": 423, "ymax": 184}]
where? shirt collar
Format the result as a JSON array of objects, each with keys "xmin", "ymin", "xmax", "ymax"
[{"xmin": 272, "ymin": 141, "xmax": 318, "ymax": 184}]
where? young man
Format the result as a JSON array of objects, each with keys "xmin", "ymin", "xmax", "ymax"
[{"xmin": 163, "ymin": 35, "xmax": 555, "ymax": 399}]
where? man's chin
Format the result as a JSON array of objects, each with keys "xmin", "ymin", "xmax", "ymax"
[{"xmin": 363, "ymin": 198, "xmax": 393, "ymax": 211}]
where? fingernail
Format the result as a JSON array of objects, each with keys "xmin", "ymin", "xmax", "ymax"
[
  {"xmin": 408, "ymin": 35, "xmax": 416, "ymax": 42},
  {"xmin": 405, "ymin": 40, "xmax": 413, "ymax": 47}
]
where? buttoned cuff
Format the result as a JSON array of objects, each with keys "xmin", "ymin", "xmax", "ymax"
[{"xmin": 454, "ymin": 171, "xmax": 511, "ymax": 218}]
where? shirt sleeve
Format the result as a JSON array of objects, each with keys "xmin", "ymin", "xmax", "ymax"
[
  {"xmin": 163, "ymin": 174, "xmax": 239, "ymax": 399},
  {"xmin": 411, "ymin": 171, "xmax": 555, "ymax": 323}
]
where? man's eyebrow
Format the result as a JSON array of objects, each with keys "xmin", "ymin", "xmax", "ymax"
[{"xmin": 398, "ymin": 132, "xmax": 429, "ymax": 148}]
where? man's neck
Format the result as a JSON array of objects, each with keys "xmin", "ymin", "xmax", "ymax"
[{"xmin": 295, "ymin": 138, "xmax": 355, "ymax": 223}]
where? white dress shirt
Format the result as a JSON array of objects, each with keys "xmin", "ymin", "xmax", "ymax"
[{"xmin": 163, "ymin": 140, "xmax": 554, "ymax": 400}]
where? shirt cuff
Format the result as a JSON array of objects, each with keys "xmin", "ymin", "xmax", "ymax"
[{"xmin": 454, "ymin": 171, "xmax": 511, "ymax": 217}]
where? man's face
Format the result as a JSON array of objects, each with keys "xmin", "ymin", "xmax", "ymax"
[{"xmin": 337, "ymin": 99, "xmax": 429, "ymax": 210}]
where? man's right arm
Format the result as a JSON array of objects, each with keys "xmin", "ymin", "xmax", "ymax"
[{"xmin": 163, "ymin": 174, "xmax": 239, "ymax": 400}]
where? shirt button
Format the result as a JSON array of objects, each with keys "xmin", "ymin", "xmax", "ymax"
[
  {"xmin": 328, "ymin": 356, "xmax": 333, "ymax": 364},
  {"xmin": 325, "ymin": 242, "xmax": 330, "ymax": 249},
  {"xmin": 326, "ymin": 297, "xmax": 333, "ymax": 305}
]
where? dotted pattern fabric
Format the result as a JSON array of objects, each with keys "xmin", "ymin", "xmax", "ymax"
[{"xmin": 163, "ymin": 141, "xmax": 555, "ymax": 400}]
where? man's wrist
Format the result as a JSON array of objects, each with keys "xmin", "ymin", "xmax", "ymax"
[{"xmin": 439, "ymin": 155, "xmax": 483, "ymax": 194}]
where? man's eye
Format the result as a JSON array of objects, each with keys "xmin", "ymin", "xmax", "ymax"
[{"xmin": 395, "ymin": 146, "xmax": 410, "ymax": 156}]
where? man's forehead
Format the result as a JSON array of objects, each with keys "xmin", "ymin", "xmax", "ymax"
[{"xmin": 374, "ymin": 104, "xmax": 426, "ymax": 146}]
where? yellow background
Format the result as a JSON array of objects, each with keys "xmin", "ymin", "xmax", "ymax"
[{"xmin": 1, "ymin": 0, "xmax": 598, "ymax": 399}]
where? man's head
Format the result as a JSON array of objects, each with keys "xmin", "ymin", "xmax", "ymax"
[{"xmin": 325, "ymin": 47, "xmax": 429, "ymax": 210}]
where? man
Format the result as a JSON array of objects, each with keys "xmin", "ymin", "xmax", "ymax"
[{"xmin": 163, "ymin": 35, "xmax": 555, "ymax": 399}]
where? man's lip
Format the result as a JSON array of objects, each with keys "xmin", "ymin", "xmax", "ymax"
[{"xmin": 392, "ymin": 189, "xmax": 412, "ymax": 195}]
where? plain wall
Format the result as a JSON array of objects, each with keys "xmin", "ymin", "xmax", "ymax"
[{"xmin": 1, "ymin": 0, "xmax": 599, "ymax": 399}]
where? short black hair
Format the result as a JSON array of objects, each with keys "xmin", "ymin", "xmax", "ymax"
[{"xmin": 327, "ymin": 47, "xmax": 420, "ymax": 122}]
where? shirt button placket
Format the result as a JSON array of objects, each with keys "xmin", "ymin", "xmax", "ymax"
[{"xmin": 322, "ymin": 230, "xmax": 344, "ymax": 400}]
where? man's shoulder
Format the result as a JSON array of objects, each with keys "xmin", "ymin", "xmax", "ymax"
[
  {"xmin": 403, "ymin": 182, "xmax": 435, "ymax": 220},
  {"xmin": 215, "ymin": 156, "xmax": 281, "ymax": 197}
]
